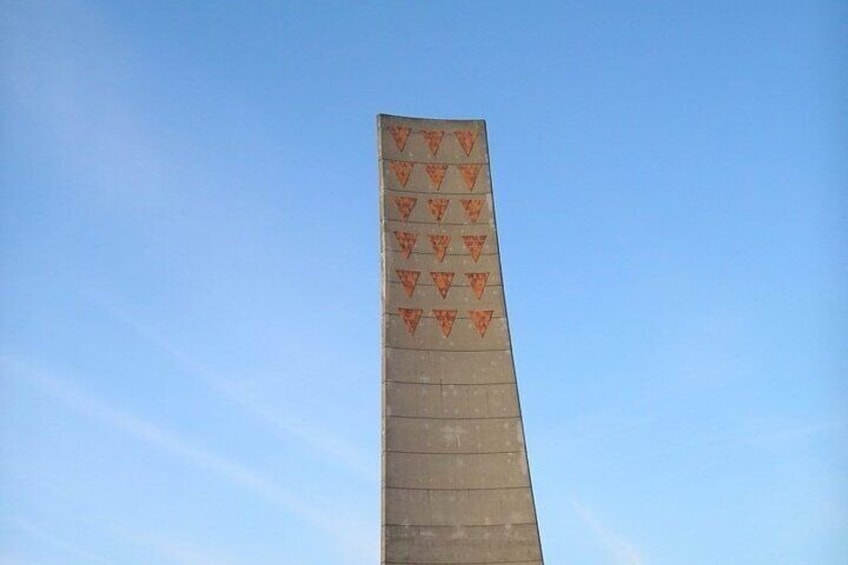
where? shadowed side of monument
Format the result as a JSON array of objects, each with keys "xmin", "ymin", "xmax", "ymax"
[{"xmin": 379, "ymin": 114, "xmax": 544, "ymax": 565}]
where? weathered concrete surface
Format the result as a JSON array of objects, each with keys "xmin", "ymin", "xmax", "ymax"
[{"xmin": 379, "ymin": 114, "xmax": 544, "ymax": 564}]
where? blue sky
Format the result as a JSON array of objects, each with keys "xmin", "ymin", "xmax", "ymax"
[{"xmin": 1, "ymin": 1, "xmax": 845, "ymax": 563}]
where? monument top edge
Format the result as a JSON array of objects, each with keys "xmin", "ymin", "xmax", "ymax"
[{"xmin": 377, "ymin": 113, "xmax": 486, "ymax": 129}]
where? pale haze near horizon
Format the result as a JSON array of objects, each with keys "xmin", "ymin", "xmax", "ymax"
[{"xmin": 1, "ymin": 1, "xmax": 846, "ymax": 564}]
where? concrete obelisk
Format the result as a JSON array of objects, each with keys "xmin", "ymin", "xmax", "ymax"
[{"xmin": 379, "ymin": 114, "xmax": 544, "ymax": 564}]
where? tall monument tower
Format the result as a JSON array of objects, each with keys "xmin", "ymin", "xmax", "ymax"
[{"xmin": 379, "ymin": 114, "xmax": 544, "ymax": 564}]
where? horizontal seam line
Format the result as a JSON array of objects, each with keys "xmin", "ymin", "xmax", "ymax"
[
  {"xmin": 384, "ymin": 562, "xmax": 540, "ymax": 565},
  {"xmin": 384, "ymin": 561, "xmax": 539, "ymax": 565},
  {"xmin": 385, "ymin": 189, "xmax": 490, "ymax": 196},
  {"xmin": 383, "ymin": 350, "xmax": 512, "ymax": 356},
  {"xmin": 387, "ymin": 313, "xmax": 503, "ymax": 319},
  {"xmin": 385, "ymin": 346, "xmax": 510, "ymax": 352},
  {"xmin": 384, "ymin": 485, "xmax": 529, "ymax": 491},
  {"xmin": 393, "ymin": 251, "xmax": 497, "ymax": 257},
  {"xmin": 386, "ymin": 415, "xmax": 520, "ymax": 421},
  {"xmin": 384, "ymin": 220, "xmax": 488, "ymax": 226},
  {"xmin": 384, "ymin": 562, "xmax": 539, "ymax": 565},
  {"xmin": 384, "ymin": 522, "xmax": 537, "ymax": 528},
  {"xmin": 386, "ymin": 450, "xmax": 525, "ymax": 455},
  {"xmin": 380, "ymin": 158, "xmax": 489, "ymax": 165},
  {"xmin": 385, "ymin": 381, "xmax": 514, "ymax": 386},
  {"xmin": 388, "ymin": 281, "xmax": 503, "ymax": 287}
]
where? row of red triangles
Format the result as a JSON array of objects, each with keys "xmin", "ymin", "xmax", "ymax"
[
  {"xmin": 388, "ymin": 161, "xmax": 482, "ymax": 190},
  {"xmin": 396, "ymin": 270, "xmax": 489, "ymax": 299},
  {"xmin": 398, "ymin": 308, "xmax": 494, "ymax": 338},
  {"xmin": 388, "ymin": 126, "xmax": 478, "ymax": 157},
  {"xmin": 392, "ymin": 196, "xmax": 484, "ymax": 223},
  {"xmin": 394, "ymin": 232, "xmax": 486, "ymax": 262}
]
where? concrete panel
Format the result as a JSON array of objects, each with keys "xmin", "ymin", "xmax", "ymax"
[
  {"xmin": 385, "ymin": 451, "xmax": 529, "ymax": 490},
  {"xmin": 380, "ymin": 114, "xmax": 543, "ymax": 563},
  {"xmin": 386, "ymin": 382, "xmax": 520, "ymax": 419},
  {"xmin": 385, "ymin": 349, "xmax": 517, "ymax": 385},
  {"xmin": 386, "ymin": 410, "xmax": 526, "ymax": 454},
  {"xmin": 385, "ymin": 487, "xmax": 537, "ymax": 526},
  {"xmin": 385, "ymin": 524, "xmax": 542, "ymax": 563}
]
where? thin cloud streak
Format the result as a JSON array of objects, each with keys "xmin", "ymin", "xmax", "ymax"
[
  {"xmin": 94, "ymin": 297, "xmax": 374, "ymax": 482},
  {"xmin": 570, "ymin": 499, "xmax": 645, "ymax": 565},
  {"xmin": 116, "ymin": 530, "xmax": 241, "ymax": 565},
  {"xmin": 2, "ymin": 357, "xmax": 371, "ymax": 557},
  {"xmin": 4, "ymin": 516, "xmax": 111, "ymax": 565},
  {"xmin": 6, "ymin": 0, "xmax": 372, "ymax": 486}
]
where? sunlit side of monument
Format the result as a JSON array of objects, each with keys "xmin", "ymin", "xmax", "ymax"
[{"xmin": 379, "ymin": 114, "xmax": 544, "ymax": 564}]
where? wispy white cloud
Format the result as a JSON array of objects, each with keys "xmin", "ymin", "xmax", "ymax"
[
  {"xmin": 115, "ymin": 530, "xmax": 240, "ymax": 565},
  {"xmin": 93, "ymin": 297, "xmax": 374, "ymax": 482},
  {"xmin": 4, "ymin": 503, "xmax": 222, "ymax": 565},
  {"xmin": 3, "ymin": 516, "xmax": 111, "ymax": 565},
  {"xmin": 570, "ymin": 499, "xmax": 645, "ymax": 565},
  {"xmin": 0, "ymin": 554, "xmax": 31, "ymax": 565},
  {"xmin": 1, "ymin": 356, "xmax": 372, "ymax": 558},
  {"xmin": 4, "ymin": 0, "xmax": 372, "ymax": 485}
]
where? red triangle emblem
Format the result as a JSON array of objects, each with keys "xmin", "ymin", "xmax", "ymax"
[
  {"xmin": 455, "ymin": 130, "xmax": 478, "ymax": 156},
  {"xmin": 432, "ymin": 309, "xmax": 458, "ymax": 337},
  {"xmin": 393, "ymin": 231, "xmax": 417, "ymax": 258},
  {"xmin": 425, "ymin": 164, "xmax": 448, "ymax": 190},
  {"xmin": 462, "ymin": 235, "xmax": 486, "ymax": 262},
  {"xmin": 420, "ymin": 130, "xmax": 445, "ymax": 156},
  {"xmin": 460, "ymin": 199, "xmax": 484, "ymax": 223},
  {"xmin": 389, "ymin": 160, "xmax": 414, "ymax": 186},
  {"xmin": 428, "ymin": 234, "xmax": 451, "ymax": 262},
  {"xmin": 458, "ymin": 164, "xmax": 481, "ymax": 191},
  {"xmin": 427, "ymin": 198, "xmax": 449, "ymax": 222},
  {"xmin": 392, "ymin": 196, "xmax": 417, "ymax": 221},
  {"xmin": 396, "ymin": 270, "xmax": 420, "ymax": 297},
  {"xmin": 465, "ymin": 272, "xmax": 489, "ymax": 299},
  {"xmin": 430, "ymin": 272, "xmax": 455, "ymax": 299},
  {"xmin": 389, "ymin": 126, "xmax": 411, "ymax": 151},
  {"xmin": 398, "ymin": 308, "xmax": 423, "ymax": 335},
  {"xmin": 468, "ymin": 310, "xmax": 494, "ymax": 337}
]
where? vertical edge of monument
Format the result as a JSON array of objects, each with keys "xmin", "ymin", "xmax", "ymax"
[
  {"xmin": 483, "ymin": 117, "xmax": 546, "ymax": 562},
  {"xmin": 376, "ymin": 113, "xmax": 388, "ymax": 565}
]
